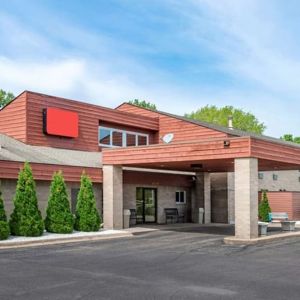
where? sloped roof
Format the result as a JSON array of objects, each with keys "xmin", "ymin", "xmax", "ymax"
[
  {"xmin": 117, "ymin": 102, "xmax": 300, "ymax": 149},
  {"xmin": 0, "ymin": 133, "xmax": 102, "ymax": 168}
]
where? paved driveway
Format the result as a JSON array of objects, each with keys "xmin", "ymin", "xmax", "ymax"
[{"xmin": 0, "ymin": 227, "xmax": 300, "ymax": 300}]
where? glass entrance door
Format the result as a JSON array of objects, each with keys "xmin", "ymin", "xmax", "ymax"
[{"xmin": 136, "ymin": 188, "xmax": 157, "ymax": 223}]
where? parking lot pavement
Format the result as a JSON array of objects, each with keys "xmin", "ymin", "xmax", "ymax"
[{"xmin": 0, "ymin": 228, "xmax": 300, "ymax": 300}]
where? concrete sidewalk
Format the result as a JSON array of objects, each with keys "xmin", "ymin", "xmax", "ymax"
[{"xmin": 0, "ymin": 230, "xmax": 133, "ymax": 249}]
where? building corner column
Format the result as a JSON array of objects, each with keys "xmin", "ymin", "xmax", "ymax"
[
  {"xmin": 204, "ymin": 173, "xmax": 211, "ymax": 224},
  {"xmin": 192, "ymin": 172, "xmax": 211, "ymax": 224},
  {"xmin": 234, "ymin": 158, "xmax": 258, "ymax": 239},
  {"xmin": 103, "ymin": 165, "xmax": 123, "ymax": 230}
]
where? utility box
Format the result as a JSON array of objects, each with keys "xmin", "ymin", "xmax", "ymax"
[
  {"xmin": 199, "ymin": 208, "xmax": 204, "ymax": 224},
  {"xmin": 123, "ymin": 209, "xmax": 131, "ymax": 229}
]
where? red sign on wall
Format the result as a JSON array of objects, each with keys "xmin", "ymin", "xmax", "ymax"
[{"xmin": 43, "ymin": 107, "xmax": 79, "ymax": 138}]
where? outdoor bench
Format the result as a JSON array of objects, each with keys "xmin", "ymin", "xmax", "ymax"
[
  {"xmin": 269, "ymin": 212, "xmax": 296, "ymax": 231},
  {"xmin": 164, "ymin": 208, "xmax": 184, "ymax": 224}
]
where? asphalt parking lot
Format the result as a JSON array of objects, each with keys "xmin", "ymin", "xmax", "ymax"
[{"xmin": 0, "ymin": 227, "xmax": 300, "ymax": 300}]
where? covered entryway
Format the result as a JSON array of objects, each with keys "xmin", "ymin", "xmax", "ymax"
[
  {"xmin": 211, "ymin": 173, "xmax": 228, "ymax": 223},
  {"xmin": 136, "ymin": 187, "xmax": 157, "ymax": 223},
  {"xmin": 102, "ymin": 136, "xmax": 300, "ymax": 241}
]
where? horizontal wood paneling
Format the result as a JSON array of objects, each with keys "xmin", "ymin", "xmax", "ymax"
[
  {"xmin": 103, "ymin": 137, "xmax": 251, "ymax": 167},
  {"xmin": 26, "ymin": 92, "xmax": 158, "ymax": 151},
  {"xmin": 0, "ymin": 92, "xmax": 27, "ymax": 142},
  {"xmin": 292, "ymin": 193, "xmax": 300, "ymax": 220},
  {"xmin": 0, "ymin": 160, "xmax": 102, "ymax": 182},
  {"xmin": 251, "ymin": 138, "xmax": 300, "ymax": 166},
  {"xmin": 124, "ymin": 170, "xmax": 193, "ymax": 187},
  {"xmin": 259, "ymin": 192, "xmax": 294, "ymax": 220},
  {"xmin": 117, "ymin": 103, "xmax": 230, "ymax": 143}
]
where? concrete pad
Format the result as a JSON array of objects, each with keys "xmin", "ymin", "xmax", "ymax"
[
  {"xmin": 224, "ymin": 231, "xmax": 300, "ymax": 245},
  {"xmin": 0, "ymin": 230, "xmax": 133, "ymax": 250}
]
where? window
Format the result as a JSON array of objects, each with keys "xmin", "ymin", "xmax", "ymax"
[
  {"xmin": 138, "ymin": 135, "xmax": 147, "ymax": 146},
  {"xmin": 99, "ymin": 128, "xmax": 111, "ymax": 145},
  {"xmin": 176, "ymin": 191, "xmax": 186, "ymax": 204},
  {"xmin": 112, "ymin": 131, "xmax": 123, "ymax": 147},
  {"xmin": 126, "ymin": 133, "xmax": 136, "ymax": 147},
  {"xmin": 273, "ymin": 174, "xmax": 278, "ymax": 181},
  {"xmin": 99, "ymin": 126, "xmax": 149, "ymax": 148},
  {"xmin": 258, "ymin": 172, "xmax": 264, "ymax": 179}
]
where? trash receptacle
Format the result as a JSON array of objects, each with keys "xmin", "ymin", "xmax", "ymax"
[
  {"xmin": 123, "ymin": 209, "xmax": 131, "ymax": 229},
  {"xmin": 199, "ymin": 208, "xmax": 204, "ymax": 224}
]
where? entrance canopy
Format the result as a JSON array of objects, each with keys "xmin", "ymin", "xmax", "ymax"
[{"xmin": 102, "ymin": 136, "xmax": 300, "ymax": 172}]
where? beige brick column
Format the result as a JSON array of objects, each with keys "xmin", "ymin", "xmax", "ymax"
[
  {"xmin": 235, "ymin": 158, "xmax": 258, "ymax": 239},
  {"xmin": 204, "ymin": 173, "xmax": 211, "ymax": 224},
  {"xmin": 192, "ymin": 172, "xmax": 211, "ymax": 223},
  {"xmin": 103, "ymin": 165, "xmax": 123, "ymax": 230},
  {"xmin": 227, "ymin": 172, "xmax": 235, "ymax": 224}
]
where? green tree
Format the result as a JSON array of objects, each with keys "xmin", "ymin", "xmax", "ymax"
[
  {"xmin": 185, "ymin": 105, "xmax": 266, "ymax": 134},
  {"xmin": 259, "ymin": 191, "xmax": 271, "ymax": 222},
  {"xmin": 0, "ymin": 190, "xmax": 10, "ymax": 240},
  {"xmin": 0, "ymin": 89, "xmax": 15, "ymax": 109},
  {"xmin": 280, "ymin": 134, "xmax": 300, "ymax": 144},
  {"xmin": 74, "ymin": 173, "xmax": 101, "ymax": 232},
  {"xmin": 9, "ymin": 162, "xmax": 44, "ymax": 236},
  {"xmin": 128, "ymin": 99, "xmax": 157, "ymax": 110},
  {"xmin": 45, "ymin": 172, "xmax": 74, "ymax": 234}
]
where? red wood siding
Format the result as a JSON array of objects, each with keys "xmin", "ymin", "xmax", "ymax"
[
  {"xmin": 124, "ymin": 171, "xmax": 193, "ymax": 188},
  {"xmin": 259, "ymin": 192, "xmax": 300, "ymax": 220},
  {"xmin": 251, "ymin": 138, "xmax": 300, "ymax": 166},
  {"xmin": 0, "ymin": 160, "xmax": 102, "ymax": 183},
  {"xmin": 103, "ymin": 137, "xmax": 251, "ymax": 166},
  {"xmin": 117, "ymin": 103, "xmax": 230, "ymax": 143},
  {"xmin": 0, "ymin": 92, "xmax": 27, "ymax": 142},
  {"xmin": 292, "ymin": 193, "xmax": 300, "ymax": 220},
  {"xmin": 12, "ymin": 92, "xmax": 158, "ymax": 151}
]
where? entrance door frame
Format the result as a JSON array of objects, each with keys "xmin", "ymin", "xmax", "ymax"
[{"xmin": 136, "ymin": 187, "xmax": 157, "ymax": 224}]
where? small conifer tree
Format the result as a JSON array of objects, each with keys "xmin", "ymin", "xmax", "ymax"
[
  {"xmin": 74, "ymin": 173, "xmax": 101, "ymax": 232},
  {"xmin": 9, "ymin": 162, "xmax": 44, "ymax": 236},
  {"xmin": 0, "ymin": 189, "xmax": 9, "ymax": 240},
  {"xmin": 45, "ymin": 171, "xmax": 74, "ymax": 233},
  {"xmin": 259, "ymin": 191, "xmax": 272, "ymax": 222}
]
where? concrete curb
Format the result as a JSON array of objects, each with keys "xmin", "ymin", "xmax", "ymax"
[
  {"xmin": 224, "ymin": 231, "xmax": 300, "ymax": 245},
  {"xmin": 0, "ymin": 232, "xmax": 133, "ymax": 250}
]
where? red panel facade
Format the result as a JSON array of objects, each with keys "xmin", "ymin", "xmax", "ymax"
[
  {"xmin": 116, "ymin": 103, "xmax": 231, "ymax": 144},
  {"xmin": 259, "ymin": 191, "xmax": 300, "ymax": 220},
  {"xmin": 0, "ymin": 91, "xmax": 159, "ymax": 151},
  {"xmin": 0, "ymin": 92, "xmax": 27, "ymax": 142},
  {"xmin": 44, "ymin": 107, "xmax": 79, "ymax": 138},
  {"xmin": 0, "ymin": 160, "xmax": 102, "ymax": 183}
]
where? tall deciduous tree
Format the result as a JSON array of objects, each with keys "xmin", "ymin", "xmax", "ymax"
[
  {"xmin": 0, "ymin": 89, "xmax": 15, "ymax": 109},
  {"xmin": 0, "ymin": 190, "xmax": 10, "ymax": 240},
  {"xmin": 128, "ymin": 99, "xmax": 157, "ymax": 110},
  {"xmin": 45, "ymin": 172, "xmax": 74, "ymax": 233},
  {"xmin": 185, "ymin": 105, "xmax": 266, "ymax": 134},
  {"xmin": 74, "ymin": 173, "xmax": 101, "ymax": 232},
  {"xmin": 9, "ymin": 162, "xmax": 44, "ymax": 236}
]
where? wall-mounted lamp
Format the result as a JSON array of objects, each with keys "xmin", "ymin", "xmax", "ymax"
[{"xmin": 224, "ymin": 140, "xmax": 230, "ymax": 147}]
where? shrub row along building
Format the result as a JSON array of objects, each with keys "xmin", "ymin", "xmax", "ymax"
[{"xmin": 1, "ymin": 91, "xmax": 300, "ymax": 241}]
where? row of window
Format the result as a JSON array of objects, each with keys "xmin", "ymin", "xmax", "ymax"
[
  {"xmin": 258, "ymin": 173, "xmax": 278, "ymax": 181},
  {"xmin": 99, "ymin": 126, "xmax": 149, "ymax": 148}
]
